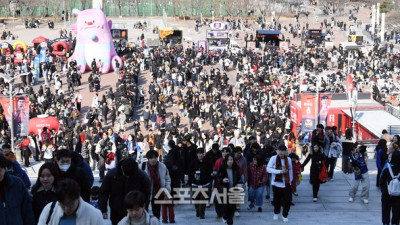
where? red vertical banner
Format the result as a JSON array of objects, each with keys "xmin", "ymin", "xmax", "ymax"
[
  {"xmin": 13, "ymin": 96, "xmax": 30, "ymax": 137},
  {"xmin": 0, "ymin": 95, "xmax": 29, "ymax": 137},
  {"xmin": 327, "ymin": 114, "xmax": 336, "ymax": 127},
  {"xmin": 290, "ymin": 101, "xmax": 301, "ymax": 125},
  {"xmin": 0, "ymin": 96, "xmax": 11, "ymax": 120},
  {"xmin": 301, "ymin": 94, "xmax": 316, "ymax": 132},
  {"xmin": 318, "ymin": 94, "xmax": 332, "ymax": 127},
  {"xmin": 290, "ymin": 101, "xmax": 301, "ymax": 136},
  {"xmin": 347, "ymin": 74, "xmax": 354, "ymax": 93}
]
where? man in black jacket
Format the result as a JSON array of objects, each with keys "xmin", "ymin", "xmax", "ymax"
[
  {"xmin": 164, "ymin": 140, "xmax": 183, "ymax": 190},
  {"xmin": 182, "ymin": 135, "xmax": 197, "ymax": 186},
  {"xmin": 204, "ymin": 143, "xmax": 222, "ymax": 170},
  {"xmin": 189, "ymin": 148, "xmax": 213, "ymax": 219},
  {"xmin": 99, "ymin": 158, "xmax": 151, "ymax": 225},
  {"xmin": 56, "ymin": 149, "xmax": 91, "ymax": 202}
]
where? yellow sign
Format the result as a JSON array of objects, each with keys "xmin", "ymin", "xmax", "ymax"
[{"xmin": 159, "ymin": 29, "xmax": 174, "ymax": 39}]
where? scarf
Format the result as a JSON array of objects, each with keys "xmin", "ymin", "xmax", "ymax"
[
  {"xmin": 274, "ymin": 155, "xmax": 290, "ymax": 186},
  {"xmin": 317, "ymin": 129, "xmax": 324, "ymax": 143},
  {"xmin": 148, "ymin": 163, "xmax": 161, "ymax": 196}
]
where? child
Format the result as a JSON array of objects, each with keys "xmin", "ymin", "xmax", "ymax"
[
  {"xmin": 289, "ymin": 152, "xmax": 302, "ymax": 196},
  {"xmin": 118, "ymin": 191, "xmax": 160, "ymax": 225},
  {"xmin": 90, "ymin": 186, "xmax": 100, "ymax": 209},
  {"xmin": 348, "ymin": 144, "xmax": 369, "ymax": 204}
]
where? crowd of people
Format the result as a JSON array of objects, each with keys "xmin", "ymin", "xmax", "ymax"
[{"xmin": 0, "ymin": 3, "xmax": 400, "ymax": 225}]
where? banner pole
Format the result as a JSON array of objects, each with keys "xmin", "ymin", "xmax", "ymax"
[{"xmin": 10, "ymin": 82, "xmax": 14, "ymax": 152}]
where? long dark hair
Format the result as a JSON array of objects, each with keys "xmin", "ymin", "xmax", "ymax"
[
  {"xmin": 220, "ymin": 153, "xmax": 239, "ymax": 171},
  {"xmin": 345, "ymin": 128, "xmax": 353, "ymax": 140},
  {"xmin": 375, "ymin": 139, "xmax": 388, "ymax": 152},
  {"xmin": 31, "ymin": 163, "xmax": 61, "ymax": 194},
  {"xmin": 393, "ymin": 135, "xmax": 400, "ymax": 146}
]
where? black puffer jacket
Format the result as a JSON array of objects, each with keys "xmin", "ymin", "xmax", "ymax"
[
  {"xmin": 61, "ymin": 163, "xmax": 91, "ymax": 202},
  {"xmin": 99, "ymin": 159, "xmax": 151, "ymax": 225}
]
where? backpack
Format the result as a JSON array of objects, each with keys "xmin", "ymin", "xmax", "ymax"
[{"xmin": 387, "ymin": 164, "xmax": 400, "ymax": 196}]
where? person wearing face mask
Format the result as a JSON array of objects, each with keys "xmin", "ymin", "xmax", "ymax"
[
  {"xmin": 99, "ymin": 157, "xmax": 151, "ymax": 225},
  {"xmin": 55, "ymin": 149, "xmax": 91, "ymax": 203},
  {"xmin": 38, "ymin": 178, "xmax": 103, "ymax": 225},
  {"xmin": 31, "ymin": 163, "xmax": 61, "ymax": 223}
]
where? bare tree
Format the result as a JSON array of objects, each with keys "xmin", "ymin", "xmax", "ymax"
[
  {"xmin": 51, "ymin": 0, "xmax": 61, "ymax": 20},
  {"xmin": 135, "ymin": 0, "xmax": 140, "ymax": 16},
  {"xmin": 191, "ymin": 0, "xmax": 206, "ymax": 16},
  {"xmin": 43, "ymin": 0, "xmax": 52, "ymax": 16},
  {"xmin": 80, "ymin": 0, "xmax": 88, "ymax": 10},
  {"xmin": 0, "ymin": 0, "xmax": 10, "ymax": 17},
  {"xmin": 20, "ymin": 0, "xmax": 43, "ymax": 17},
  {"xmin": 221, "ymin": 0, "xmax": 236, "ymax": 17},
  {"xmin": 115, "ymin": 0, "xmax": 123, "ymax": 17},
  {"xmin": 171, "ymin": 0, "xmax": 179, "ymax": 15}
]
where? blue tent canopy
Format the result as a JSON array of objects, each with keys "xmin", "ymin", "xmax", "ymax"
[{"xmin": 256, "ymin": 30, "xmax": 282, "ymax": 35}]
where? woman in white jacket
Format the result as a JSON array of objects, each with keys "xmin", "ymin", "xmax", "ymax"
[{"xmin": 38, "ymin": 178, "xmax": 104, "ymax": 225}]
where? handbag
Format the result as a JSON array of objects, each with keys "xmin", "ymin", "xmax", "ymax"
[
  {"xmin": 140, "ymin": 116, "xmax": 144, "ymax": 122},
  {"xmin": 318, "ymin": 161, "xmax": 328, "ymax": 183}
]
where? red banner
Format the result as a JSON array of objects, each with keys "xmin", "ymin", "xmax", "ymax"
[
  {"xmin": 28, "ymin": 116, "xmax": 59, "ymax": 135},
  {"xmin": 0, "ymin": 95, "xmax": 30, "ymax": 137},
  {"xmin": 347, "ymin": 74, "xmax": 354, "ymax": 93},
  {"xmin": 301, "ymin": 94, "xmax": 316, "ymax": 132},
  {"xmin": 290, "ymin": 101, "xmax": 301, "ymax": 126},
  {"xmin": 318, "ymin": 94, "xmax": 332, "ymax": 127}
]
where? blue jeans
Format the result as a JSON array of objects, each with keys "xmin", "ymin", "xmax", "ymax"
[{"xmin": 248, "ymin": 186, "xmax": 265, "ymax": 207}]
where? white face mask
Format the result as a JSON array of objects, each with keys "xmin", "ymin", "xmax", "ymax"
[
  {"xmin": 128, "ymin": 137, "xmax": 133, "ymax": 141},
  {"xmin": 59, "ymin": 164, "xmax": 71, "ymax": 172}
]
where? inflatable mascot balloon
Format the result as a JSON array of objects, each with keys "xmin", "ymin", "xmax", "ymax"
[{"xmin": 69, "ymin": 5, "xmax": 122, "ymax": 74}]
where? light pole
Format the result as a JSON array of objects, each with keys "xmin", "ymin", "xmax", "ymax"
[
  {"xmin": 0, "ymin": 72, "xmax": 29, "ymax": 153},
  {"xmin": 315, "ymin": 72, "xmax": 320, "ymax": 127},
  {"xmin": 345, "ymin": 44, "xmax": 363, "ymax": 140}
]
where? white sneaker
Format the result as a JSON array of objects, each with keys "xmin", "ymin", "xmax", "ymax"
[
  {"xmin": 313, "ymin": 198, "xmax": 318, "ymax": 202},
  {"xmin": 363, "ymin": 199, "xmax": 369, "ymax": 204},
  {"xmin": 348, "ymin": 197, "xmax": 354, "ymax": 202},
  {"xmin": 282, "ymin": 216, "xmax": 289, "ymax": 223},
  {"xmin": 234, "ymin": 211, "xmax": 240, "ymax": 217},
  {"xmin": 273, "ymin": 214, "xmax": 279, "ymax": 220}
]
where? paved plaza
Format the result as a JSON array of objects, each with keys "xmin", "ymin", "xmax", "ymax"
[
  {"xmin": 4, "ymin": 4, "xmax": 392, "ymax": 224},
  {"xmin": 23, "ymin": 157, "xmax": 382, "ymax": 225}
]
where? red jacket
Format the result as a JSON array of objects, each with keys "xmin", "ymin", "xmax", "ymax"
[{"xmin": 248, "ymin": 162, "xmax": 267, "ymax": 189}]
